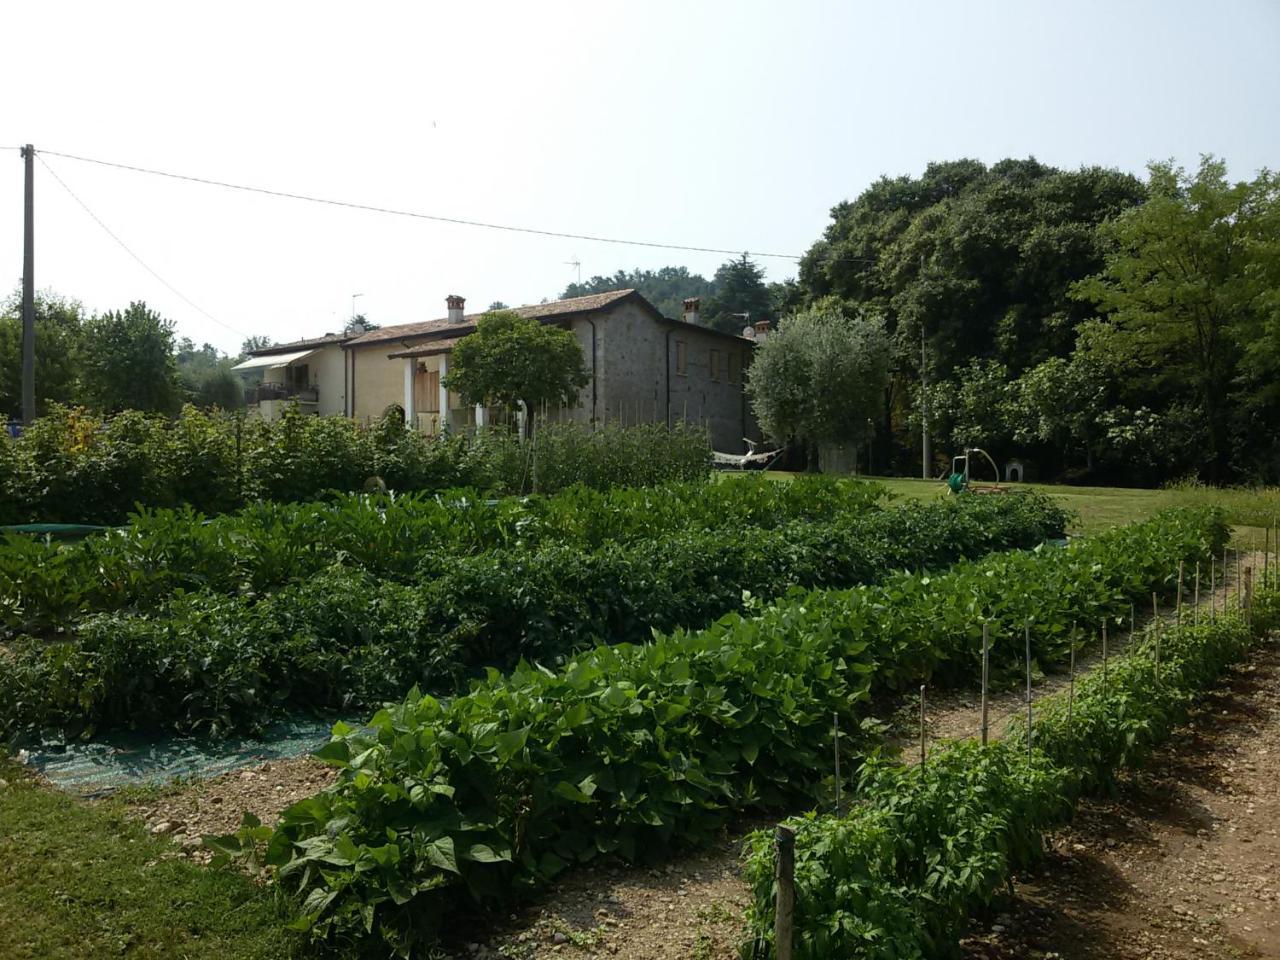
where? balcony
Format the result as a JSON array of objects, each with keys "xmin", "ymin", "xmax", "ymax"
[{"xmin": 245, "ymin": 382, "xmax": 318, "ymax": 405}]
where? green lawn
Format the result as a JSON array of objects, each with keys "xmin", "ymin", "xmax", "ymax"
[
  {"xmin": 0, "ymin": 761, "xmax": 300, "ymax": 960},
  {"xmin": 754, "ymin": 471, "xmax": 1279, "ymax": 547}
]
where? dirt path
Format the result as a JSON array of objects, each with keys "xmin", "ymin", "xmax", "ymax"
[{"xmin": 960, "ymin": 645, "xmax": 1280, "ymax": 960}]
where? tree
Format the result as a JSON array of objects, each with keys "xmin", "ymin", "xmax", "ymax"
[
  {"xmin": 487, "ymin": 301, "xmax": 509, "ymax": 311},
  {"xmin": 443, "ymin": 310, "xmax": 590, "ymax": 424},
  {"xmin": 0, "ymin": 288, "xmax": 85, "ymax": 418},
  {"xmin": 239, "ymin": 335, "xmax": 274, "ymax": 357},
  {"xmin": 562, "ymin": 266, "xmax": 716, "ymax": 320},
  {"xmin": 1072, "ymin": 157, "xmax": 1280, "ymax": 479},
  {"xmin": 176, "ymin": 338, "xmax": 242, "ymax": 408},
  {"xmin": 703, "ymin": 254, "xmax": 773, "ymax": 334},
  {"xmin": 746, "ymin": 308, "xmax": 890, "ymax": 468},
  {"xmin": 79, "ymin": 301, "xmax": 181, "ymax": 414}
]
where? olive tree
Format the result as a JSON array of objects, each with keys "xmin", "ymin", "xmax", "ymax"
[{"xmin": 746, "ymin": 308, "xmax": 890, "ymax": 469}]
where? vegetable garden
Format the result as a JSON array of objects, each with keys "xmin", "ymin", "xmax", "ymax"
[
  {"xmin": 0, "ymin": 477, "xmax": 1067, "ymax": 740},
  {"xmin": 200, "ymin": 505, "xmax": 1235, "ymax": 957},
  {"xmin": 4, "ymin": 461, "xmax": 1272, "ymax": 960}
]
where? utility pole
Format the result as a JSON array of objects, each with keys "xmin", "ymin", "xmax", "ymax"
[
  {"xmin": 919, "ymin": 254, "xmax": 930, "ymax": 480},
  {"xmin": 920, "ymin": 324, "xmax": 930, "ymax": 480},
  {"xmin": 20, "ymin": 144, "xmax": 35, "ymax": 424}
]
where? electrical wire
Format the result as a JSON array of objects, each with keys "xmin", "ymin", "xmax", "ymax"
[
  {"xmin": 37, "ymin": 147, "xmax": 878, "ymax": 266},
  {"xmin": 37, "ymin": 154, "xmax": 250, "ymax": 340}
]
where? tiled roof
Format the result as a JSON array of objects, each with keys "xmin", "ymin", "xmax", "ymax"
[
  {"xmin": 346, "ymin": 289, "xmax": 638, "ymax": 347},
  {"xmin": 248, "ymin": 332, "xmax": 351, "ymax": 356},
  {"xmin": 387, "ymin": 336, "xmax": 468, "ymax": 359}
]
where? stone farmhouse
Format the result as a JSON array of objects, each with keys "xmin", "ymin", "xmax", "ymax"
[{"xmin": 234, "ymin": 289, "xmax": 766, "ymax": 453}]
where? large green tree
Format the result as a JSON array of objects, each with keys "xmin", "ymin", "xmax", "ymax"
[
  {"xmin": 562, "ymin": 266, "xmax": 716, "ymax": 321},
  {"xmin": 443, "ymin": 310, "xmax": 590, "ymax": 424},
  {"xmin": 746, "ymin": 308, "xmax": 890, "ymax": 468},
  {"xmin": 1072, "ymin": 157, "xmax": 1280, "ymax": 480},
  {"xmin": 79, "ymin": 301, "xmax": 181, "ymax": 414},
  {"xmin": 0, "ymin": 289, "xmax": 85, "ymax": 419},
  {"xmin": 703, "ymin": 254, "xmax": 773, "ymax": 335},
  {"xmin": 795, "ymin": 158, "xmax": 1147, "ymax": 472}
]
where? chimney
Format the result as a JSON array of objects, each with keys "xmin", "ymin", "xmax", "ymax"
[
  {"xmin": 753, "ymin": 319, "xmax": 771, "ymax": 342},
  {"xmin": 682, "ymin": 297, "xmax": 701, "ymax": 326},
  {"xmin": 446, "ymin": 294, "xmax": 466, "ymax": 324}
]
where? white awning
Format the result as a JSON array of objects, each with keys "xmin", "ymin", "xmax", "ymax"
[{"xmin": 231, "ymin": 348, "xmax": 317, "ymax": 372}]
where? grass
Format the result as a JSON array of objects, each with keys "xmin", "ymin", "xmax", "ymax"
[
  {"xmin": 0, "ymin": 761, "xmax": 300, "ymax": 960},
  {"xmin": 755, "ymin": 471, "xmax": 1280, "ymax": 548}
]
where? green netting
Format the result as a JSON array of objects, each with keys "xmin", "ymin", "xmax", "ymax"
[{"xmin": 20, "ymin": 716, "xmax": 340, "ymax": 797}]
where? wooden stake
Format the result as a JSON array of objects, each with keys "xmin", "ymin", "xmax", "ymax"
[
  {"xmin": 980, "ymin": 622, "xmax": 990, "ymax": 746},
  {"xmin": 1211, "ymin": 557, "xmax": 1217, "ymax": 620},
  {"xmin": 774, "ymin": 826, "xmax": 795, "ymax": 960},
  {"xmin": 1236, "ymin": 548, "xmax": 1242, "ymax": 609},
  {"xmin": 1245, "ymin": 567, "xmax": 1253, "ymax": 623},
  {"xmin": 1153, "ymin": 593, "xmax": 1161, "ymax": 685}
]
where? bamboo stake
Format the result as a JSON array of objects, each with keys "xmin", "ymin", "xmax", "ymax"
[
  {"xmin": 1152, "ymin": 592, "xmax": 1161, "ymax": 685},
  {"xmin": 980, "ymin": 622, "xmax": 990, "ymax": 746},
  {"xmin": 1211, "ymin": 556, "xmax": 1217, "ymax": 620}
]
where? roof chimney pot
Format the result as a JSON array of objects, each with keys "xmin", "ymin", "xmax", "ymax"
[
  {"xmin": 682, "ymin": 297, "xmax": 701, "ymax": 326},
  {"xmin": 446, "ymin": 295, "xmax": 466, "ymax": 324},
  {"xmin": 753, "ymin": 318, "xmax": 771, "ymax": 342}
]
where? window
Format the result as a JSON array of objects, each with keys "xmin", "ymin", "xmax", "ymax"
[
  {"xmin": 728, "ymin": 352, "xmax": 740, "ymax": 384},
  {"xmin": 675, "ymin": 339, "xmax": 687, "ymax": 376},
  {"xmin": 709, "ymin": 349, "xmax": 721, "ymax": 382}
]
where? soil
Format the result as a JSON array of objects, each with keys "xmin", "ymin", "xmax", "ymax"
[
  {"xmin": 121, "ymin": 757, "xmax": 336, "ymax": 862},
  {"xmin": 959, "ymin": 646, "xmax": 1280, "ymax": 960}
]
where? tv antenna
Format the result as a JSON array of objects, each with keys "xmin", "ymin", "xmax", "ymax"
[{"xmin": 565, "ymin": 256, "xmax": 581, "ymax": 284}]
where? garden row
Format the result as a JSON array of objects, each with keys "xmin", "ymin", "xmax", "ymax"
[
  {"xmin": 226, "ymin": 508, "xmax": 1223, "ymax": 956},
  {"xmin": 0, "ymin": 474, "xmax": 885, "ymax": 635},
  {"xmin": 742, "ymin": 581, "xmax": 1278, "ymax": 959},
  {"xmin": 0, "ymin": 493, "xmax": 1067, "ymax": 740},
  {"xmin": 0, "ymin": 404, "xmax": 711, "ymax": 525}
]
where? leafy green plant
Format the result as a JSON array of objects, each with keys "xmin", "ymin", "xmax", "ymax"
[
  {"xmin": 741, "ymin": 576, "xmax": 1275, "ymax": 960},
  {"xmin": 0, "ymin": 492, "xmax": 1067, "ymax": 739},
  {"xmin": 228, "ymin": 508, "xmax": 1209, "ymax": 955}
]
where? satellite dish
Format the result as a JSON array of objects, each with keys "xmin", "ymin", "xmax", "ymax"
[{"xmin": 742, "ymin": 325, "xmax": 756, "ymax": 339}]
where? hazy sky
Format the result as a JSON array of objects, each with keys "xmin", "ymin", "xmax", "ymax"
[{"xmin": 5, "ymin": 0, "xmax": 1278, "ymax": 354}]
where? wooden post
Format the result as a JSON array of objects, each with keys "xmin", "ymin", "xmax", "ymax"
[
  {"xmin": 919, "ymin": 684, "xmax": 927, "ymax": 765},
  {"xmin": 774, "ymin": 825, "xmax": 795, "ymax": 960},
  {"xmin": 980, "ymin": 622, "xmax": 990, "ymax": 746},
  {"xmin": 1236, "ymin": 548, "xmax": 1242, "ymax": 609},
  {"xmin": 1153, "ymin": 596, "xmax": 1161, "ymax": 685}
]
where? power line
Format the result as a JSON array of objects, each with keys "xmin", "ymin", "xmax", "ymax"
[
  {"xmin": 38, "ymin": 147, "xmax": 877, "ymax": 266},
  {"xmin": 37, "ymin": 154, "xmax": 249, "ymax": 340}
]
